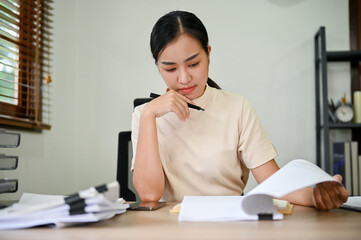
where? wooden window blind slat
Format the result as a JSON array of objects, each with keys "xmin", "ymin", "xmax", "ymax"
[
  {"xmin": 0, "ymin": 4, "xmax": 17, "ymax": 19},
  {"xmin": 0, "ymin": 18, "xmax": 19, "ymax": 35},
  {"xmin": 0, "ymin": 9, "xmax": 17, "ymax": 24},
  {"xmin": 0, "ymin": 0, "xmax": 19, "ymax": 13}
]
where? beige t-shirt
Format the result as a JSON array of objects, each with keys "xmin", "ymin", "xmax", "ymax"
[{"xmin": 131, "ymin": 85, "xmax": 278, "ymax": 202}]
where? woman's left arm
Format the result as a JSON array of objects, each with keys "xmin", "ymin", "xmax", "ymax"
[{"xmin": 251, "ymin": 159, "xmax": 349, "ymax": 210}]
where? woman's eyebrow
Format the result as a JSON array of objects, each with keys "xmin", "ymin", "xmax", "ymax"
[
  {"xmin": 184, "ymin": 53, "xmax": 200, "ymax": 62},
  {"xmin": 160, "ymin": 61, "xmax": 175, "ymax": 65},
  {"xmin": 160, "ymin": 53, "xmax": 200, "ymax": 65}
]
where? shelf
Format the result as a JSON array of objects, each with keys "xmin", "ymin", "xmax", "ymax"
[
  {"xmin": 327, "ymin": 50, "xmax": 361, "ymax": 62},
  {"xmin": 319, "ymin": 123, "xmax": 361, "ymax": 129},
  {"xmin": 320, "ymin": 123, "xmax": 361, "ymax": 129},
  {"xmin": 328, "ymin": 123, "xmax": 361, "ymax": 129},
  {"xmin": 315, "ymin": 26, "xmax": 361, "ymax": 176}
]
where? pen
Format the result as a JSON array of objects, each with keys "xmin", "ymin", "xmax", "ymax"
[{"xmin": 150, "ymin": 93, "xmax": 205, "ymax": 111}]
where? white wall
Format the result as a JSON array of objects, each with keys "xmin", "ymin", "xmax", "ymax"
[{"xmin": 0, "ymin": 0, "xmax": 350, "ymax": 200}]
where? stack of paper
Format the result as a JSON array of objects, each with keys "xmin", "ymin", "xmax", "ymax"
[{"xmin": 0, "ymin": 181, "xmax": 129, "ymax": 229}]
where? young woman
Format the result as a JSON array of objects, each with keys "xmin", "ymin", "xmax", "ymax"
[{"xmin": 131, "ymin": 10, "xmax": 348, "ymax": 210}]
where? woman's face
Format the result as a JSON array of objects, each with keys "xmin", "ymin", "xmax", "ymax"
[{"xmin": 157, "ymin": 34, "xmax": 211, "ymax": 100}]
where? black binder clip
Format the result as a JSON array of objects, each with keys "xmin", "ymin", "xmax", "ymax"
[{"xmin": 258, "ymin": 213, "xmax": 273, "ymax": 220}]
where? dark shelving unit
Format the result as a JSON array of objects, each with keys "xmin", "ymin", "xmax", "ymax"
[
  {"xmin": 314, "ymin": 26, "xmax": 361, "ymax": 174},
  {"xmin": 329, "ymin": 123, "xmax": 361, "ymax": 129},
  {"xmin": 327, "ymin": 51, "xmax": 361, "ymax": 61}
]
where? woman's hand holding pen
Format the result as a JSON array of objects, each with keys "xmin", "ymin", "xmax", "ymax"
[
  {"xmin": 144, "ymin": 90, "xmax": 193, "ymax": 122},
  {"xmin": 312, "ymin": 174, "xmax": 349, "ymax": 210}
]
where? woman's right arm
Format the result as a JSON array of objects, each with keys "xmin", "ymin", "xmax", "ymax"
[
  {"xmin": 132, "ymin": 90, "xmax": 192, "ymax": 201},
  {"xmin": 132, "ymin": 109, "xmax": 164, "ymax": 202}
]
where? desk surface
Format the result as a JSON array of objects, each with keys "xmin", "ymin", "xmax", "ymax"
[{"xmin": 1, "ymin": 203, "xmax": 361, "ymax": 240}]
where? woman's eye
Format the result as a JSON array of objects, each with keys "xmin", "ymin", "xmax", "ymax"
[
  {"xmin": 166, "ymin": 68, "xmax": 176, "ymax": 72},
  {"xmin": 189, "ymin": 62, "xmax": 199, "ymax": 67}
]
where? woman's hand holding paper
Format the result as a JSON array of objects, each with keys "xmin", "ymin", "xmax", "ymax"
[{"xmin": 312, "ymin": 174, "xmax": 349, "ymax": 210}]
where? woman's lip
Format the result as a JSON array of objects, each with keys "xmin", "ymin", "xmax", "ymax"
[{"xmin": 180, "ymin": 86, "xmax": 195, "ymax": 94}]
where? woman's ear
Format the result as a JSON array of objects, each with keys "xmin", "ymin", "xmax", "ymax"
[{"xmin": 207, "ymin": 44, "xmax": 212, "ymax": 63}]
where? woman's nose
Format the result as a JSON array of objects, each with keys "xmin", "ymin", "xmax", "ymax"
[{"xmin": 178, "ymin": 67, "xmax": 191, "ymax": 84}]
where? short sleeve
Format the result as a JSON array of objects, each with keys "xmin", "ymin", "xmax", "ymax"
[
  {"xmin": 130, "ymin": 106, "xmax": 142, "ymax": 172},
  {"xmin": 237, "ymin": 98, "xmax": 278, "ymax": 169}
]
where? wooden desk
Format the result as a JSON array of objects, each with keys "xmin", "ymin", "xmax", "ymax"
[{"xmin": 1, "ymin": 203, "xmax": 360, "ymax": 240}]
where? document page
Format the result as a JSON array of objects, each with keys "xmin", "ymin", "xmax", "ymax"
[
  {"xmin": 246, "ymin": 159, "xmax": 336, "ymax": 198},
  {"xmin": 179, "ymin": 159, "xmax": 338, "ymax": 222},
  {"xmin": 341, "ymin": 196, "xmax": 361, "ymax": 212}
]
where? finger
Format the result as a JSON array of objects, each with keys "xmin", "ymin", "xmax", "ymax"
[
  {"xmin": 175, "ymin": 96, "xmax": 190, "ymax": 118},
  {"xmin": 328, "ymin": 183, "xmax": 344, "ymax": 208},
  {"xmin": 167, "ymin": 89, "xmax": 195, "ymax": 108},
  {"xmin": 165, "ymin": 95, "xmax": 190, "ymax": 121},
  {"xmin": 313, "ymin": 187, "xmax": 326, "ymax": 210},
  {"xmin": 332, "ymin": 175, "xmax": 348, "ymax": 205},
  {"xmin": 321, "ymin": 182, "xmax": 341, "ymax": 209},
  {"xmin": 167, "ymin": 91, "xmax": 191, "ymax": 118},
  {"xmin": 334, "ymin": 183, "xmax": 349, "ymax": 204},
  {"xmin": 332, "ymin": 174, "xmax": 349, "ymax": 202},
  {"xmin": 170, "ymin": 98, "xmax": 189, "ymax": 121},
  {"xmin": 329, "ymin": 174, "xmax": 349, "ymax": 203},
  {"xmin": 152, "ymin": 91, "xmax": 188, "ymax": 120},
  {"xmin": 333, "ymin": 174, "xmax": 342, "ymax": 183},
  {"xmin": 316, "ymin": 183, "xmax": 334, "ymax": 210}
]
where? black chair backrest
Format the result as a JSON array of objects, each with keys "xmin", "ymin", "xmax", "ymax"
[
  {"xmin": 134, "ymin": 98, "xmax": 152, "ymax": 108},
  {"xmin": 116, "ymin": 98, "xmax": 152, "ymax": 201},
  {"xmin": 117, "ymin": 131, "xmax": 134, "ymax": 200}
]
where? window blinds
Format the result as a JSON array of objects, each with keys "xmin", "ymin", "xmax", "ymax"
[{"xmin": 0, "ymin": 0, "xmax": 53, "ymax": 130}]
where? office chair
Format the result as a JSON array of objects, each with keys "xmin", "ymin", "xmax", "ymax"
[{"xmin": 116, "ymin": 98, "xmax": 152, "ymax": 201}]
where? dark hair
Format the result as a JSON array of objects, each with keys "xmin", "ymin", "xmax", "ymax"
[{"xmin": 150, "ymin": 10, "xmax": 220, "ymax": 89}]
